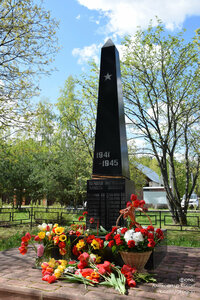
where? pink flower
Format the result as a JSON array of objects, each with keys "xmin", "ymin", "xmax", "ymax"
[{"xmin": 37, "ymin": 244, "xmax": 44, "ymax": 257}]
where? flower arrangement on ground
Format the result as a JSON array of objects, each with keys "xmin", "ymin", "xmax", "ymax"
[
  {"xmin": 19, "ymin": 223, "xmax": 70, "ymax": 266},
  {"xmin": 40, "ymin": 251, "xmax": 156, "ymax": 294}
]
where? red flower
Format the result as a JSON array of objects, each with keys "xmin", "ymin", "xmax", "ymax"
[
  {"xmin": 76, "ymin": 231, "xmax": 81, "ymax": 237},
  {"xmin": 121, "ymin": 228, "xmax": 128, "ymax": 234},
  {"xmin": 21, "ymin": 236, "xmax": 29, "ymax": 243},
  {"xmin": 139, "ymin": 200, "xmax": 145, "ymax": 207},
  {"xmin": 133, "ymin": 200, "xmax": 140, "ymax": 208},
  {"xmin": 78, "ymin": 252, "xmax": 90, "ymax": 262},
  {"xmin": 86, "ymin": 235, "xmax": 96, "ymax": 244},
  {"xmin": 83, "ymin": 211, "xmax": 88, "ymax": 215},
  {"xmin": 68, "ymin": 260, "xmax": 76, "ymax": 265},
  {"xmin": 89, "ymin": 217, "xmax": 94, "ymax": 224},
  {"xmin": 48, "ymin": 275, "xmax": 57, "ymax": 284},
  {"xmin": 130, "ymin": 194, "xmax": 137, "ymax": 201},
  {"xmin": 78, "ymin": 216, "xmax": 84, "ymax": 221},
  {"xmin": 127, "ymin": 240, "xmax": 135, "ymax": 248},
  {"xmin": 113, "ymin": 234, "xmax": 121, "ymax": 240},
  {"xmin": 18, "ymin": 246, "xmax": 27, "ymax": 255},
  {"xmin": 135, "ymin": 228, "xmax": 140, "ymax": 232},
  {"xmin": 58, "ymin": 242, "xmax": 66, "ymax": 248},
  {"xmin": 115, "ymin": 238, "xmax": 123, "ymax": 246},
  {"xmin": 97, "ymin": 261, "xmax": 112, "ymax": 274},
  {"xmin": 127, "ymin": 278, "xmax": 136, "ymax": 287},
  {"xmin": 34, "ymin": 235, "xmax": 41, "ymax": 242},
  {"xmin": 59, "ymin": 248, "xmax": 67, "ymax": 255},
  {"xmin": 72, "ymin": 245, "xmax": 81, "ymax": 257},
  {"xmin": 147, "ymin": 239, "xmax": 156, "ymax": 248},
  {"xmin": 156, "ymin": 228, "xmax": 164, "ymax": 239},
  {"xmin": 77, "ymin": 261, "xmax": 88, "ymax": 269},
  {"xmin": 108, "ymin": 240, "xmax": 114, "ymax": 248},
  {"xmin": 105, "ymin": 233, "xmax": 113, "ymax": 241},
  {"xmin": 147, "ymin": 226, "xmax": 154, "ymax": 232},
  {"xmin": 126, "ymin": 201, "xmax": 132, "ymax": 207},
  {"xmin": 95, "ymin": 238, "xmax": 104, "ymax": 249},
  {"xmin": 111, "ymin": 226, "xmax": 117, "ymax": 233},
  {"xmin": 148, "ymin": 233, "xmax": 154, "ymax": 239},
  {"xmin": 25, "ymin": 232, "xmax": 32, "ymax": 241},
  {"xmin": 141, "ymin": 229, "xmax": 149, "ymax": 236},
  {"xmin": 80, "ymin": 268, "xmax": 93, "ymax": 277}
]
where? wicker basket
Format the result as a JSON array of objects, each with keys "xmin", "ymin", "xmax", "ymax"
[{"xmin": 119, "ymin": 250, "xmax": 152, "ymax": 272}]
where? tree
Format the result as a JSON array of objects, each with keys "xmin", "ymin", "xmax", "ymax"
[
  {"xmin": 0, "ymin": 0, "xmax": 59, "ymax": 133},
  {"xmin": 121, "ymin": 20, "xmax": 200, "ymax": 224}
]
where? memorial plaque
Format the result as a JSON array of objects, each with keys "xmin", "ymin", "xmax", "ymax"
[{"xmin": 93, "ymin": 39, "xmax": 130, "ymax": 179}]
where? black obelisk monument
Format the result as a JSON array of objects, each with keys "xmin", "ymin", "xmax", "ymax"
[{"xmin": 87, "ymin": 39, "xmax": 134, "ymax": 230}]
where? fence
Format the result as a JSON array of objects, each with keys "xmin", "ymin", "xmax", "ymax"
[
  {"xmin": 0, "ymin": 207, "xmax": 199, "ymax": 231},
  {"xmin": 0, "ymin": 207, "xmax": 84, "ymax": 229}
]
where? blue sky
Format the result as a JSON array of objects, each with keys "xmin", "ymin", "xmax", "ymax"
[{"xmin": 38, "ymin": 0, "xmax": 200, "ymax": 104}]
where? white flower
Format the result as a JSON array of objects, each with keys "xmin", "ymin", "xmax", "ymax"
[
  {"xmin": 47, "ymin": 224, "xmax": 53, "ymax": 230},
  {"xmin": 38, "ymin": 223, "xmax": 47, "ymax": 231},
  {"xmin": 132, "ymin": 232, "xmax": 144, "ymax": 245},
  {"xmin": 124, "ymin": 230, "xmax": 144, "ymax": 245},
  {"xmin": 89, "ymin": 253, "xmax": 96, "ymax": 263},
  {"xmin": 124, "ymin": 229, "xmax": 135, "ymax": 243},
  {"xmin": 46, "ymin": 231, "xmax": 51, "ymax": 237}
]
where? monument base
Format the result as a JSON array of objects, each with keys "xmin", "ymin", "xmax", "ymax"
[{"xmin": 86, "ymin": 177, "xmax": 134, "ymax": 231}]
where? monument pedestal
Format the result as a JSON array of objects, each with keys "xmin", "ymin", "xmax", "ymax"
[{"xmin": 86, "ymin": 178, "xmax": 134, "ymax": 231}]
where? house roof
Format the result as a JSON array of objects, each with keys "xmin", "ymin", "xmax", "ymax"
[{"xmin": 135, "ymin": 162, "xmax": 161, "ymax": 184}]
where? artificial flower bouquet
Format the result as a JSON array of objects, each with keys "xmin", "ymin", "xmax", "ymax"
[{"xmin": 19, "ymin": 223, "xmax": 70, "ymax": 266}]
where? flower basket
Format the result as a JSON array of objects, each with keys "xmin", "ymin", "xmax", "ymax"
[{"xmin": 119, "ymin": 250, "xmax": 152, "ymax": 272}]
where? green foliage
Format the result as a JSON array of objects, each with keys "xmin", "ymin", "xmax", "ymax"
[{"xmin": 0, "ymin": 0, "xmax": 59, "ymax": 133}]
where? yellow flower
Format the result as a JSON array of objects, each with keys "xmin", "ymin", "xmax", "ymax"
[
  {"xmin": 58, "ymin": 265, "xmax": 65, "ymax": 272},
  {"xmin": 60, "ymin": 260, "xmax": 68, "ymax": 267},
  {"xmin": 54, "ymin": 227, "xmax": 65, "ymax": 235},
  {"xmin": 38, "ymin": 231, "xmax": 46, "ymax": 239},
  {"xmin": 48, "ymin": 258, "xmax": 56, "ymax": 268},
  {"xmin": 59, "ymin": 234, "xmax": 67, "ymax": 242},
  {"xmin": 76, "ymin": 239, "xmax": 85, "ymax": 251},
  {"xmin": 54, "ymin": 269, "xmax": 62, "ymax": 278},
  {"xmin": 95, "ymin": 255, "xmax": 101, "ymax": 263},
  {"xmin": 53, "ymin": 223, "xmax": 58, "ymax": 228},
  {"xmin": 91, "ymin": 239, "xmax": 99, "ymax": 250}
]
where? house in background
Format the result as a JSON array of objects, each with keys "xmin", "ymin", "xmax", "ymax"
[{"xmin": 135, "ymin": 163, "xmax": 168, "ymax": 208}]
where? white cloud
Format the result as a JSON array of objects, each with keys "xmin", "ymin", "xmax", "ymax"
[
  {"xmin": 77, "ymin": 0, "xmax": 200, "ymax": 36},
  {"xmin": 76, "ymin": 14, "xmax": 81, "ymax": 20},
  {"xmin": 72, "ymin": 43, "xmax": 102, "ymax": 64}
]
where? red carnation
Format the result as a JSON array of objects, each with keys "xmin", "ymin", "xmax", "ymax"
[
  {"xmin": 114, "ymin": 234, "xmax": 121, "ymax": 240},
  {"xmin": 108, "ymin": 240, "xmax": 114, "ymax": 248},
  {"xmin": 105, "ymin": 232, "xmax": 113, "ymax": 241},
  {"xmin": 147, "ymin": 226, "xmax": 154, "ymax": 232},
  {"xmin": 148, "ymin": 239, "xmax": 156, "ymax": 248},
  {"xmin": 141, "ymin": 229, "xmax": 149, "ymax": 236},
  {"xmin": 121, "ymin": 227, "xmax": 128, "ymax": 234},
  {"xmin": 83, "ymin": 211, "xmax": 88, "ymax": 215},
  {"xmin": 135, "ymin": 228, "xmax": 140, "ymax": 232},
  {"xmin": 76, "ymin": 231, "xmax": 81, "ymax": 237},
  {"xmin": 78, "ymin": 216, "xmax": 84, "ymax": 221},
  {"xmin": 115, "ymin": 238, "xmax": 123, "ymax": 246},
  {"xmin": 111, "ymin": 226, "xmax": 117, "ymax": 233},
  {"xmin": 127, "ymin": 240, "xmax": 135, "ymax": 248}
]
